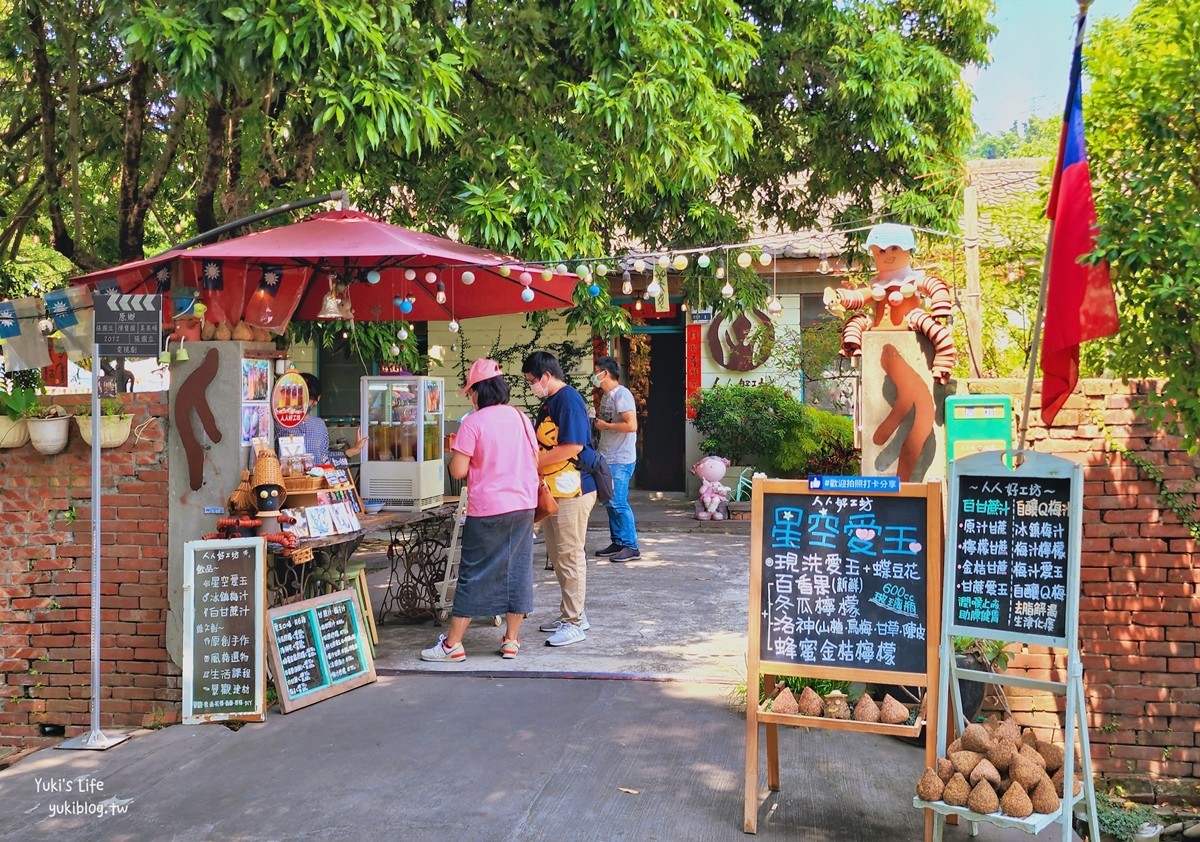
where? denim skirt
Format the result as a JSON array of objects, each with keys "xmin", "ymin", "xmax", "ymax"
[{"xmin": 451, "ymin": 509, "xmax": 535, "ymax": 618}]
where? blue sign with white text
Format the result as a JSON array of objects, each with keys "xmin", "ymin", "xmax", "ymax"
[{"xmin": 808, "ymin": 475, "xmax": 901, "ymax": 494}]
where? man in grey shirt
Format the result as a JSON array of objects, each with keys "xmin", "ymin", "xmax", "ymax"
[{"xmin": 591, "ymin": 356, "xmax": 640, "ymax": 562}]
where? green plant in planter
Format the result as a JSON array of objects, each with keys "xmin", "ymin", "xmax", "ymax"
[
  {"xmin": 688, "ymin": 384, "xmax": 808, "ymax": 467},
  {"xmin": 1091, "ymin": 792, "xmax": 1162, "ymax": 842},
  {"xmin": 73, "ymin": 397, "xmax": 129, "ymax": 418},
  {"xmin": 21, "ymin": 396, "xmax": 67, "ymax": 419},
  {"xmin": 1, "ymin": 371, "xmax": 41, "ymax": 420}
]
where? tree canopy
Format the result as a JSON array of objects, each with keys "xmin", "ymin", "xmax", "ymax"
[
  {"xmin": 1086, "ymin": 0, "xmax": 1200, "ymax": 441},
  {"xmin": 0, "ymin": 0, "xmax": 994, "ymax": 300},
  {"xmin": 970, "ymin": 115, "xmax": 1059, "ymax": 159}
]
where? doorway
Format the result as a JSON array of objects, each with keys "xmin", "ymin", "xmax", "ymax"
[{"xmin": 624, "ymin": 327, "xmax": 686, "ymax": 491}]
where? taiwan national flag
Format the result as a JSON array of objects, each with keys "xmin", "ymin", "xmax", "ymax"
[{"xmin": 1039, "ymin": 15, "xmax": 1119, "ymax": 426}]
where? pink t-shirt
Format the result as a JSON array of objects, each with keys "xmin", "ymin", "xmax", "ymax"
[{"xmin": 452, "ymin": 405, "xmax": 539, "ymax": 517}]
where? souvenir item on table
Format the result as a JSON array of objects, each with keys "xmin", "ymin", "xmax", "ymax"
[
  {"xmin": 329, "ymin": 501, "xmax": 358, "ymax": 534},
  {"xmin": 280, "ymin": 508, "xmax": 310, "ymax": 538},
  {"xmin": 305, "ymin": 504, "xmax": 335, "ymax": 539},
  {"xmin": 251, "ymin": 449, "xmax": 287, "ymax": 530},
  {"xmin": 227, "ymin": 469, "xmax": 256, "ymax": 516}
]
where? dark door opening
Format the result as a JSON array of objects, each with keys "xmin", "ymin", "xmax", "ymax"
[{"xmin": 626, "ymin": 329, "xmax": 686, "ymax": 491}]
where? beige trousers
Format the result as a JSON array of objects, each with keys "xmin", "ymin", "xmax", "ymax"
[{"xmin": 543, "ymin": 491, "xmax": 596, "ymax": 625}]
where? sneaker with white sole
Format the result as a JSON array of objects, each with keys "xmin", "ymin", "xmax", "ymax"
[
  {"xmin": 594, "ymin": 543, "xmax": 622, "ymax": 558},
  {"xmin": 545, "ymin": 622, "xmax": 586, "ymax": 647},
  {"xmin": 608, "ymin": 547, "xmax": 640, "ymax": 562},
  {"xmin": 420, "ymin": 634, "xmax": 465, "ymax": 662},
  {"xmin": 499, "ymin": 638, "xmax": 520, "ymax": 659},
  {"xmin": 539, "ymin": 613, "xmax": 590, "ymax": 633}
]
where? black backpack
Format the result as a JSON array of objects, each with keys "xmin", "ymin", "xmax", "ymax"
[{"xmin": 575, "ymin": 450, "xmax": 614, "ymax": 504}]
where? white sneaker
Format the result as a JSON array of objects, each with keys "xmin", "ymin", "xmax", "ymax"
[
  {"xmin": 545, "ymin": 622, "xmax": 586, "ymax": 647},
  {"xmin": 539, "ymin": 613, "xmax": 590, "ymax": 633},
  {"xmin": 420, "ymin": 634, "xmax": 465, "ymax": 662}
]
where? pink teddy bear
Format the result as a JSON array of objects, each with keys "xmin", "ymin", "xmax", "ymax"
[{"xmin": 692, "ymin": 456, "xmax": 731, "ymax": 521}]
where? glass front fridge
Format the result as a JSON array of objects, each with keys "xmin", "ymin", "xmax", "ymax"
[{"xmin": 359, "ymin": 376, "xmax": 445, "ymax": 511}]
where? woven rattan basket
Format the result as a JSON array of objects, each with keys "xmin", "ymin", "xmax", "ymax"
[{"xmin": 283, "ymin": 475, "xmax": 325, "ymax": 493}]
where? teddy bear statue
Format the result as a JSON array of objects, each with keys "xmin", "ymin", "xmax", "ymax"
[{"xmin": 692, "ymin": 455, "xmax": 732, "ymax": 521}]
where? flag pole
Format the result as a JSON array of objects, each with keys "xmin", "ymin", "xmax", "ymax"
[{"xmin": 1016, "ymin": 1, "xmax": 1092, "ymax": 452}]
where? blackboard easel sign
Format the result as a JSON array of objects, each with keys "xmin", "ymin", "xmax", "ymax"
[
  {"xmin": 744, "ymin": 477, "xmax": 943, "ymax": 835},
  {"xmin": 182, "ymin": 538, "xmax": 266, "ymax": 724},
  {"xmin": 266, "ymin": 588, "xmax": 377, "ymax": 714},
  {"xmin": 919, "ymin": 450, "xmax": 1098, "ymax": 842}
]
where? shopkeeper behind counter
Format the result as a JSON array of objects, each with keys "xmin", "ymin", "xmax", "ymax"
[{"xmin": 279, "ymin": 373, "xmax": 367, "ymax": 463}]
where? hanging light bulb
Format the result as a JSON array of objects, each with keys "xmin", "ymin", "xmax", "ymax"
[
  {"xmin": 634, "ymin": 299, "xmax": 643, "ymax": 311},
  {"xmin": 448, "ymin": 320, "xmax": 460, "ymax": 333},
  {"xmin": 645, "ymin": 278, "xmax": 662, "ymax": 297},
  {"xmin": 392, "ymin": 296, "xmax": 405, "ymax": 309},
  {"xmin": 767, "ymin": 296, "xmax": 783, "ymax": 317},
  {"xmin": 672, "ymin": 254, "xmax": 688, "ymax": 271},
  {"xmin": 400, "ymin": 299, "xmax": 414, "ymax": 314},
  {"xmin": 633, "ymin": 258, "xmax": 646, "ymax": 273},
  {"xmin": 397, "ymin": 327, "xmax": 409, "ymax": 341},
  {"xmin": 595, "ymin": 263, "xmax": 608, "ymax": 276},
  {"xmin": 404, "ymin": 268, "xmax": 417, "ymax": 281},
  {"xmin": 422, "ymin": 271, "xmax": 436, "ymax": 284},
  {"xmin": 697, "ymin": 253, "xmax": 711, "ymax": 269},
  {"xmin": 716, "ymin": 261, "xmax": 726, "ymax": 280},
  {"xmin": 521, "ymin": 286, "xmax": 535, "ymax": 303},
  {"xmin": 759, "ymin": 252, "xmax": 773, "ymax": 267},
  {"xmin": 721, "ymin": 281, "xmax": 735, "ymax": 299},
  {"xmin": 461, "ymin": 270, "xmax": 475, "ymax": 285},
  {"xmin": 519, "ymin": 271, "xmax": 533, "ymax": 286},
  {"xmin": 621, "ymin": 271, "xmax": 633, "ymax": 295},
  {"xmin": 576, "ymin": 263, "xmax": 590, "ymax": 278},
  {"xmin": 366, "ymin": 269, "xmax": 381, "ymax": 284},
  {"xmin": 656, "ymin": 254, "xmax": 669, "ymax": 269},
  {"xmin": 499, "ymin": 265, "xmax": 512, "ymax": 277},
  {"xmin": 681, "ymin": 301, "xmax": 689, "ymax": 313},
  {"xmin": 818, "ymin": 251, "xmax": 832, "ymax": 275},
  {"xmin": 556, "ymin": 263, "xmax": 569, "ymax": 275},
  {"xmin": 341, "ymin": 330, "xmax": 350, "ymax": 339},
  {"xmin": 541, "ymin": 268, "xmax": 553, "ymax": 281},
  {"xmin": 737, "ymin": 251, "xmax": 752, "ymax": 269},
  {"xmin": 435, "ymin": 283, "xmax": 447, "ymax": 304},
  {"xmin": 390, "ymin": 344, "xmax": 400, "ymax": 356},
  {"xmin": 587, "ymin": 282, "xmax": 601, "ymax": 297}
]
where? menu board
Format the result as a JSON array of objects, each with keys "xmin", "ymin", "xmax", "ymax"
[
  {"xmin": 182, "ymin": 538, "xmax": 266, "ymax": 724},
  {"xmin": 948, "ymin": 456, "xmax": 1078, "ymax": 646},
  {"xmin": 756, "ymin": 488, "xmax": 936, "ymax": 678},
  {"xmin": 266, "ymin": 589, "xmax": 376, "ymax": 713}
]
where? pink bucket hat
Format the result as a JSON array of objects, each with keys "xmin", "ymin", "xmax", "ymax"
[{"xmin": 461, "ymin": 358, "xmax": 503, "ymax": 394}]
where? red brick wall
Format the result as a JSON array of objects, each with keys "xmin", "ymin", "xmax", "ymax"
[
  {"xmin": 964, "ymin": 380, "xmax": 1198, "ymax": 787},
  {"xmin": 0, "ymin": 392, "xmax": 176, "ymax": 750}
]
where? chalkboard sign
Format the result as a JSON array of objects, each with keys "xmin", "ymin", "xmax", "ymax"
[
  {"xmin": 946, "ymin": 450, "xmax": 1082, "ymax": 648},
  {"xmin": 182, "ymin": 538, "xmax": 266, "ymax": 724},
  {"xmin": 266, "ymin": 589, "xmax": 376, "ymax": 713},
  {"xmin": 754, "ymin": 483, "xmax": 940, "ymax": 681}
]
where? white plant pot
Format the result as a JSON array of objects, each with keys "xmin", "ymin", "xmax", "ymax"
[
  {"xmin": 75, "ymin": 415, "xmax": 133, "ymax": 449},
  {"xmin": 26, "ymin": 416, "xmax": 71, "ymax": 455},
  {"xmin": 0, "ymin": 415, "xmax": 29, "ymax": 448}
]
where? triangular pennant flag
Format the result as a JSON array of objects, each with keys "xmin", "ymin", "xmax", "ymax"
[
  {"xmin": 0, "ymin": 297, "xmax": 50, "ymax": 371},
  {"xmin": 46, "ymin": 286, "xmax": 94, "ymax": 361}
]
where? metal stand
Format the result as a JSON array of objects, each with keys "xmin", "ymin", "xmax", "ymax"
[{"xmin": 58, "ymin": 343, "xmax": 131, "ymax": 752}]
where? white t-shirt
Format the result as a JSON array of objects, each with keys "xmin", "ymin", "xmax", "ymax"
[{"xmin": 598, "ymin": 385, "xmax": 637, "ymax": 465}]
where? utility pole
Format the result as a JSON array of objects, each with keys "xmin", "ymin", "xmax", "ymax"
[{"xmin": 962, "ymin": 184, "xmax": 985, "ymax": 378}]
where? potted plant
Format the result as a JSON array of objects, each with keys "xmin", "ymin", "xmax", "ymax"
[
  {"xmin": 74, "ymin": 397, "xmax": 133, "ymax": 448},
  {"xmin": 23, "ymin": 398, "xmax": 71, "ymax": 455},
  {"xmin": 0, "ymin": 379, "xmax": 38, "ymax": 448},
  {"xmin": 1076, "ymin": 793, "xmax": 1163, "ymax": 842},
  {"xmin": 688, "ymin": 384, "xmax": 809, "ymax": 485}
]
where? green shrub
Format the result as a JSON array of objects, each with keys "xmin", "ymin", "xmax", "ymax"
[
  {"xmin": 688, "ymin": 384, "xmax": 808, "ymax": 466},
  {"xmin": 770, "ymin": 407, "xmax": 859, "ymax": 477}
]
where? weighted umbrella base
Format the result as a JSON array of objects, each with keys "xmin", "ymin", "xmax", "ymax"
[{"xmin": 56, "ymin": 729, "xmax": 134, "ymax": 751}]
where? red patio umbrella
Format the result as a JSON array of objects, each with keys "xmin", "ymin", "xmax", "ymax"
[
  {"xmin": 179, "ymin": 209, "xmax": 582, "ymax": 325},
  {"xmin": 70, "ymin": 210, "xmax": 585, "ymax": 327}
]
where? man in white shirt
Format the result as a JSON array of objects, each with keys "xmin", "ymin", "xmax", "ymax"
[{"xmin": 591, "ymin": 356, "xmax": 640, "ymax": 562}]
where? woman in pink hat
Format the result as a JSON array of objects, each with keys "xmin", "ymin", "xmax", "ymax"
[{"xmin": 421, "ymin": 359, "xmax": 539, "ymax": 662}]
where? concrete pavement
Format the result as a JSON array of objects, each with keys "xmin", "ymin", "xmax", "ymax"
[{"xmin": 0, "ymin": 494, "xmax": 1073, "ymax": 840}]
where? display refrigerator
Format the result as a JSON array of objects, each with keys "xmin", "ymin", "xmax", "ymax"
[{"xmin": 359, "ymin": 376, "xmax": 445, "ymax": 511}]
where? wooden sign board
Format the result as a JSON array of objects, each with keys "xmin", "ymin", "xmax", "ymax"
[
  {"xmin": 266, "ymin": 588, "xmax": 376, "ymax": 714},
  {"xmin": 920, "ymin": 449, "xmax": 1097, "ymax": 842},
  {"xmin": 182, "ymin": 538, "xmax": 267, "ymax": 724},
  {"xmin": 745, "ymin": 477, "xmax": 943, "ymax": 834}
]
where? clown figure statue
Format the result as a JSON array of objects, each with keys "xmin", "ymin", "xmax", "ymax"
[{"xmin": 823, "ymin": 223, "xmax": 956, "ymax": 383}]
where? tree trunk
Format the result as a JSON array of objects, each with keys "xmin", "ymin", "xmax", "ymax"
[
  {"xmin": 28, "ymin": 4, "xmax": 74, "ymax": 261},
  {"xmin": 195, "ymin": 97, "xmax": 228, "ymax": 234},
  {"xmin": 117, "ymin": 60, "xmax": 149, "ymax": 260}
]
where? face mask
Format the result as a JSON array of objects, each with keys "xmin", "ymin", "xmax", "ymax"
[
  {"xmin": 529, "ymin": 379, "xmax": 548, "ymax": 399},
  {"xmin": 590, "ymin": 373, "xmax": 603, "ymax": 387}
]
